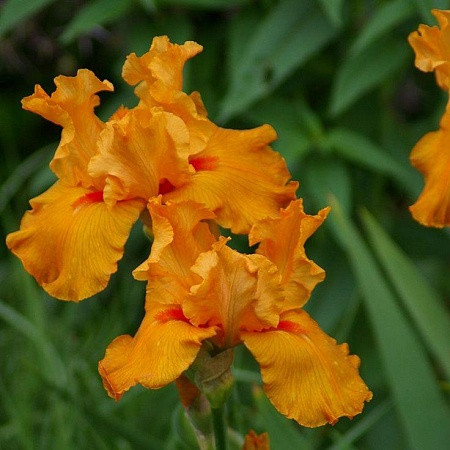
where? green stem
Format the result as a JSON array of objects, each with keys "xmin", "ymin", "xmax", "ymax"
[{"xmin": 211, "ymin": 406, "xmax": 227, "ymax": 450}]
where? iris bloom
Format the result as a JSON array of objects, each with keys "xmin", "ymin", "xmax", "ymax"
[
  {"xmin": 408, "ymin": 9, "xmax": 450, "ymax": 227},
  {"xmin": 6, "ymin": 37, "xmax": 296, "ymax": 300},
  {"xmin": 99, "ymin": 198, "xmax": 372, "ymax": 427}
]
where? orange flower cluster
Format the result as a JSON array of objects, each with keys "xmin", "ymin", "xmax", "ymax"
[
  {"xmin": 6, "ymin": 37, "xmax": 371, "ymax": 428},
  {"xmin": 408, "ymin": 10, "xmax": 450, "ymax": 227}
]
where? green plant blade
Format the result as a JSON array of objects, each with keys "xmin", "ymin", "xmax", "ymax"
[
  {"xmin": 326, "ymin": 127, "xmax": 418, "ymax": 195},
  {"xmin": 0, "ymin": 0, "xmax": 56, "ymax": 38},
  {"xmin": 328, "ymin": 400, "xmax": 393, "ymax": 450},
  {"xmin": 361, "ymin": 209, "xmax": 450, "ymax": 380},
  {"xmin": 327, "ymin": 197, "xmax": 450, "ymax": 450},
  {"xmin": 59, "ymin": 0, "xmax": 132, "ymax": 44},
  {"xmin": 350, "ymin": 0, "xmax": 415, "ymax": 56},
  {"xmin": 317, "ymin": 0, "xmax": 344, "ymax": 27},
  {"xmin": 219, "ymin": 0, "xmax": 336, "ymax": 122},
  {"xmin": 252, "ymin": 386, "xmax": 312, "ymax": 450},
  {"xmin": 329, "ymin": 38, "xmax": 408, "ymax": 117},
  {"xmin": 0, "ymin": 299, "xmax": 68, "ymax": 389}
]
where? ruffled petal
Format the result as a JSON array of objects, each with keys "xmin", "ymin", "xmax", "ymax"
[
  {"xmin": 22, "ymin": 69, "xmax": 113, "ymax": 187},
  {"xmin": 408, "ymin": 9, "xmax": 450, "ymax": 90},
  {"xmin": 6, "ymin": 181, "xmax": 143, "ymax": 301},
  {"xmin": 250, "ymin": 199, "xmax": 330, "ymax": 309},
  {"xmin": 98, "ymin": 303, "xmax": 216, "ymax": 400},
  {"xmin": 241, "ymin": 309, "xmax": 372, "ymax": 428},
  {"xmin": 133, "ymin": 199, "xmax": 216, "ymax": 305},
  {"xmin": 409, "ymin": 108, "xmax": 450, "ymax": 227},
  {"xmin": 165, "ymin": 123, "xmax": 298, "ymax": 234},
  {"xmin": 89, "ymin": 109, "xmax": 191, "ymax": 204},
  {"xmin": 122, "ymin": 35, "xmax": 203, "ymax": 91},
  {"xmin": 186, "ymin": 241, "xmax": 283, "ymax": 347}
]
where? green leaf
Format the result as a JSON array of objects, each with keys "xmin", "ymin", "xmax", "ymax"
[
  {"xmin": 329, "ymin": 38, "xmax": 409, "ymax": 117},
  {"xmin": 0, "ymin": 0, "xmax": 57, "ymax": 38},
  {"xmin": 245, "ymin": 97, "xmax": 312, "ymax": 168},
  {"xmin": 326, "ymin": 127, "xmax": 418, "ymax": 195},
  {"xmin": 219, "ymin": 0, "xmax": 337, "ymax": 122},
  {"xmin": 317, "ymin": 0, "xmax": 344, "ymax": 27},
  {"xmin": 155, "ymin": 0, "xmax": 248, "ymax": 8},
  {"xmin": 0, "ymin": 144, "xmax": 52, "ymax": 216},
  {"xmin": 327, "ymin": 197, "xmax": 450, "ymax": 450},
  {"xmin": 0, "ymin": 299, "xmax": 67, "ymax": 389},
  {"xmin": 328, "ymin": 400, "xmax": 393, "ymax": 450},
  {"xmin": 412, "ymin": 0, "xmax": 435, "ymax": 23},
  {"xmin": 252, "ymin": 386, "xmax": 312, "ymax": 450},
  {"xmin": 59, "ymin": 0, "xmax": 132, "ymax": 45},
  {"xmin": 350, "ymin": 0, "xmax": 415, "ymax": 56},
  {"xmin": 361, "ymin": 210, "xmax": 450, "ymax": 381},
  {"xmin": 303, "ymin": 157, "xmax": 352, "ymax": 215}
]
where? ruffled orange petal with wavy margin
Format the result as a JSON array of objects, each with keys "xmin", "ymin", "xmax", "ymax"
[
  {"xmin": 98, "ymin": 303, "xmax": 216, "ymax": 400},
  {"xmin": 186, "ymin": 241, "xmax": 283, "ymax": 347},
  {"xmin": 123, "ymin": 36, "xmax": 210, "ymax": 155},
  {"xmin": 89, "ymin": 109, "xmax": 191, "ymax": 205},
  {"xmin": 241, "ymin": 309, "xmax": 372, "ymax": 428},
  {"xmin": 250, "ymin": 199, "xmax": 330, "ymax": 309},
  {"xmin": 408, "ymin": 9, "xmax": 450, "ymax": 90},
  {"xmin": 122, "ymin": 35, "xmax": 203, "ymax": 91},
  {"xmin": 165, "ymin": 124, "xmax": 298, "ymax": 234},
  {"xmin": 6, "ymin": 182, "xmax": 143, "ymax": 301},
  {"xmin": 409, "ymin": 108, "xmax": 450, "ymax": 227},
  {"xmin": 133, "ymin": 199, "xmax": 216, "ymax": 304},
  {"xmin": 22, "ymin": 69, "xmax": 113, "ymax": 187}
]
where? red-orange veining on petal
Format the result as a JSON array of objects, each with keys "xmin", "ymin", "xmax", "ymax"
[
  {"xmin": 277, "ymin": 320, "xmax": 306, "ymax": 334},
  {"xmin": 189, "ymin": 155, "xmax": 219, "ymax": 171},
  {"xmin": 158, "ymin": 178, "xmax": 176, "ymax": 195},
  {"xmin": 72, "ymin": 190, "xmax": 104, "ymax": 209},
  {"xmin": 155, "ymin": 307, "xmax": 190, "ymax": 323}
]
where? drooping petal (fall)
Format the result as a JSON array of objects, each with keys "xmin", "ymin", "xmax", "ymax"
[
  {"xmin": 409, "ymin": 108, "xmax": 450, "ymax": 227},
  {"xmin": 408, "ymin": 9, "xmax": 450, "ymax": 90},
  {"xmin": 133, "ymin": 199, "xmax": 216, "ymax": 305},
  {"xmin": 6, "ymin": 181, "xmax": 143, "ymax": 301},
  {"xmin": 122, "ymin": 35, "xmax": 203, "ymax": 91},
  {"xmin": 89, "ymin": 109, "xmax": 191, "ymax": 205},
  {"xmin": 186, "ymin": 241, "xmax": 283, "ymax": 347},
  {"xmin": 98, "ymin": 303, "xmax": 216, "ymax": 400},
  {"xmin": 165, "ymin": 124, "xmax": 298, "ymax": 234},
  {"xmin": 22, "ymin": 69, "xmax": 113, "ymax": 187},
  {"xmin": 250, "ymin": 199, "xmax": 330, "ymax": 309},
  {"xmin": 241, "ymin": 309, "xmax": 372, "ymax": 428}
]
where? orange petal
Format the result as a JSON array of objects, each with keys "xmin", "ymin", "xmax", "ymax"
[
  {"xmin": 6, "ymin": 181, "xmax": 143, "ymax": 301},
  {"xmin": 98, "ymin": 303, "xmax": 216, "ymax": 400},
  {"xmin": 408, "ymin": 10, "xmax": 450, "ymax": 90},
  {"xmin": 22, "ymin": 69, "xmax": 113, "ymax": 187},
  {"xmin": 241, "ymin": 309, "xmax": 372, "ymax": 428},
  {"xmin": 250, "ymin": 199, "xmax": 330, "ymax": 309},
  {"xmin": 122, "ymin": 35, "xmax": 203, "ymax": 91},
  {"xmin": 409, "ymin": 108, "xmax": 450, "ymax": 227},
  {"xmin": 186, "ymin": 241, "xmax": 283, "ymax": 347},
  {"xmin": 89, "ymin": 109, "xmax": 191, "ymax": 204},
  {"xmin": 165, "ymin": 123, "xmax": 298, "ymax": 234},
  {"xmin": 133, "ymin": 199, "xmax": 216, "ymax": 304},
  {"xmin": 242, "ymin": 430, "xmax": 270, "ymax": 450}
]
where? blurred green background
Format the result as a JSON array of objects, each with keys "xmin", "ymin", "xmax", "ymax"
[{"xmin": 1, "ymin": 0, "xmax": 449, "ymax": 448}]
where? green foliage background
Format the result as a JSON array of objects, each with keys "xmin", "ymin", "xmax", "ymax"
[{"xmin": 1, "ymin": 0, "xmax": 449, "ymax": 448}]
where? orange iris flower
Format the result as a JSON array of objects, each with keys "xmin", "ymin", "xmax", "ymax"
[
  {"xmin": 6, "ymin": 36, "xmax": 297, "ymax": 301},
  {"xmin": 408, "ymin": 9, "xmax": 450, "ymax": 227},
  {"xmin": 99, "ymin": 198, "xmax": 372, "ymax": 428}
]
